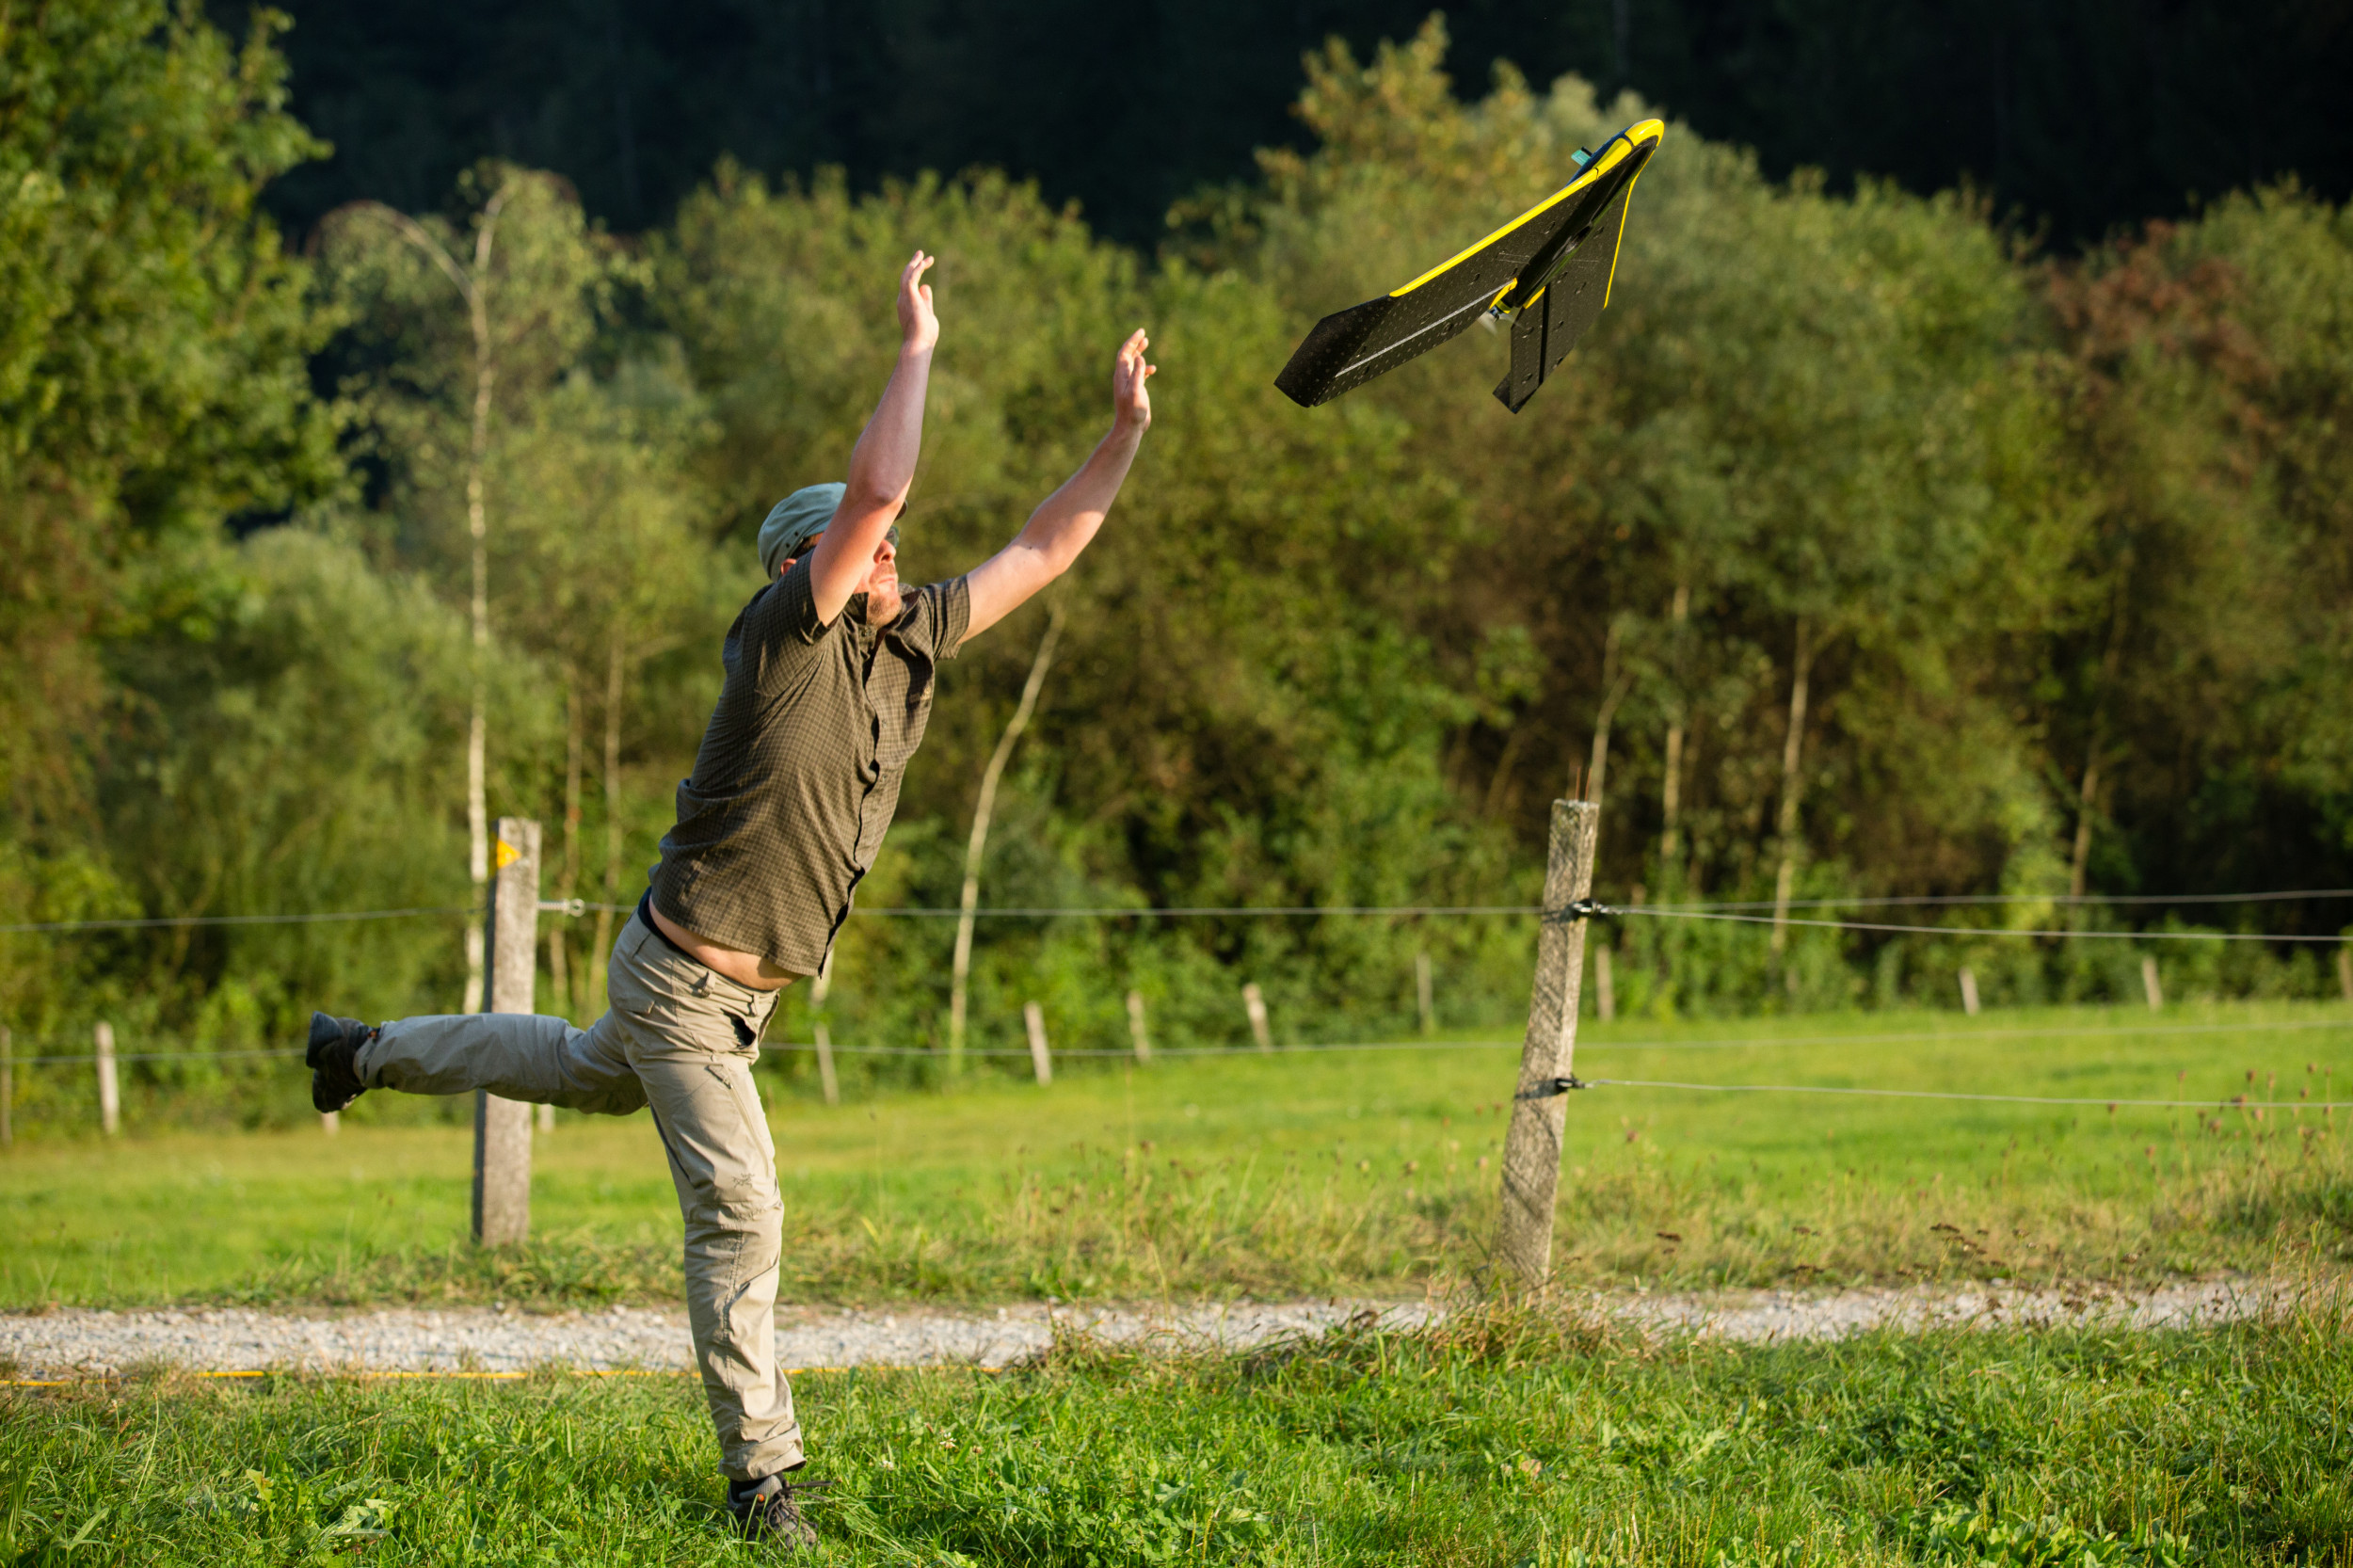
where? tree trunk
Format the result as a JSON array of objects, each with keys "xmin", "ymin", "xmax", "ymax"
[
  {"xmin": 1585, "ymin": 619, "xmax": 1632, "ymax": 812},
  {"xmin": 459, "ymin": 199, "xmax": 504, "ymax": 1013},
  {"xmin": 349, "ymin": 191, "xmax": 510, "ymax": 1013},
  {"xmin": 811, "ymin": 949, "xmax": 839, "ymax": 1105},
  {"xmin": 1481, "ymin": 727, "xmax": 1528, "ymax": 822},
  {"xmin": 551, "ymin": 668, "xmax": 584, "ymax": 1017},
  {"xmin": 1769, "ymin": 617, "xmax": 1815, "ymax": 955},
  {"xmin": 2071, "ymin": 576, "xmax": 2130, "ymax": 902},
  {"xmin": 2068, "ymin": 758, "xmax": 2101, "ymax": 901},
  {"xmin": 589, "ymin": 634, "xmax": 625, "ymax": 1010},
  {"xmin": 949, "ymin": 604, "xmax": 1064, "ymax": 1072},
  {"xmin": 1658, "ymin": 583, "xmax": 1689, "ymax": 864}
]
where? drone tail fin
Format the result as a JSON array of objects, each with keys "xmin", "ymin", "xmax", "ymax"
[{"xmin": 1489, "ymin": 164, "xmax": 1646, "ymax": 413}]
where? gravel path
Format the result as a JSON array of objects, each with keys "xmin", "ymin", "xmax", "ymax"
[{"xmin": 0, "ymin": 1279, "xmax": 2284, "ymax": 1382}]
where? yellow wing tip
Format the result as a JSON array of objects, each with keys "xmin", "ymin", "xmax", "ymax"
[{"xmin": 1385, "ymin": 120, "xmax": 1666, "ymax": 300}]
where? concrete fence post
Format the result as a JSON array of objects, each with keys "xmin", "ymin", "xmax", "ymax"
[
  {"xmin": 1126, "ymin": 990, "xmax": 1151, "ymax": 1063},
  {"xmin": 1242, "ymin": 983, "xmax": 1273, "ymax": 1051},
  {"xmin": 1495, "ymin": 798, "xmax": 1599, "ymax": 1291},
  {"xmin": 94, "ymin": 1021, "xmax": 119, "ymax": 1137},
  {"xmin": 322, "ymin": 1110, "xmax": 340, "ymax": 1136},
  {"xmin": 1416, "ymin": 951, "xmax": 1434, "ymax": 1035},
  {"xmin": 2337, "ymin": 947, "xmax": 2351, "ymax": 1002},
  {"xmin": 1024, "ymin": 1000, "xmax": 1052, "ymax": 1084},
  {"xmin": 2141, "ymin": 955, "xmax": 2164, "ymax": 1013},
  {"xmin": 473, "ymin": 817, "xmax": 538, "ymax": 1246},
  {"xmin": 1594, "ymin": 944, "xmax": 1616, "ymax": 1022},
  {"xmin": 1959, "ymin": 967, "xmax": 1980, "ymax": 1016}
]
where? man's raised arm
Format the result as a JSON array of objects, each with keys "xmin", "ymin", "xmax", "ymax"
[
  {"xmin": 811, "ymin": 251, "xmax": 939, "ymax": 623},
  {"xmin": 964, "ymin": 328, "xmax": 1156, "ymax": 639}
]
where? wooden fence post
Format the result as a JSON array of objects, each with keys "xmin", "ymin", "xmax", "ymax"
[
  {"xmin": 1126, "ymin": 990, "xmax": 1151, "ymax": 1063},
  {"xmin": 94, "ymin": 1020, "xmax": 119, "ymax": 1137},
  {"xmin": 2141, "ymin": 955, "xmax": 2163, "ymax": 1012},
  {"xmin": 473, "ymin": 817, "xmax": 538, "ymax": 1246},
  {"xmin": 322, "ymin": 1110, "xmax": 340, "ymax": 1136},
  {"xmin": 1, "ymin": 1026, "xmax": 12, "ymax": 1149},
  {"xmin": 1416, "ymin": 951, "xmax": 1434, "ymax": 1035},
  {"xmin": 811, "ymin": 948, "xmax": 840, "ymax": 1106},
  {"xmin": 1242, "ymin": 983, "xmax": 1272, "ymax": 1051},
  {"xmin": 1024, "ymin": 1000, "xmax": 1052, "ymax": 1084},
  {"xmin": 1494, "ymin": 798, "xmax": 1599, "ymax": 1291},
  {"xmin": 2336, "ymin": 947, "xmax": 2350, "ymax": 1002},
  {"xmin": 1959, "ymin": 967, "xmax": 1980, "ymax": 1016}
]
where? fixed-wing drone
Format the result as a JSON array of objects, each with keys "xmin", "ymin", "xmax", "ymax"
[{"xmin": 1275, "ymin": 119, "xmax": 1663, "ymax": 413}]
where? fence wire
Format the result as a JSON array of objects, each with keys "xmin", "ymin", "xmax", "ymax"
[
  {"xmin": 8, "ymin": 1048, "xmax": 308, "ymax": 1065},
  {"xmin": 1, "ymin": 906, "xmax": 473, "ymax": 935},
  {"xmin": 1584, "ymin": 1077, "xmax": 2350, "ymax": 1111},
  {"xmin": 1610, "ymin": 905, "xmax": 2352, "ymax": 943},
  {"xmin": 8, "ymin": 885, "xmax": 2353, "ymax": 934},
  {"xmin": 8, "ymin": 1012, "xmax": 2347, "ymax": 1064}
]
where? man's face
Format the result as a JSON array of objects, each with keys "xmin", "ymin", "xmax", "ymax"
[
  {"xmin": 784, "ymin": 533, "xmax": 903, "ymax": 624},
  {"xmin": 856, "ymin": 534, "xmax": 904, "ymax": 623}
]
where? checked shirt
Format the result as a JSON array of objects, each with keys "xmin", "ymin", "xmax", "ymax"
[{"xmin": 649, "ymin": 554, "xmax": 969, "ymax": 976}]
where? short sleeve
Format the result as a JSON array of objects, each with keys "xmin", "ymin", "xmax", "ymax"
[
  {"xmin": 742, "ymin": 555, "xmax": 829, "ymax": 649},
  {"xmin": 889, "ymin": 576, "xmax": 972, "ymax": 663}
]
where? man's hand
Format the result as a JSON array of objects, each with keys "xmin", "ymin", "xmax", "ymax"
[
  {"xmin": 963, "ymin": 328, "xmax": 1158, "ymax": 640},
  {"xmin": 898, "ymin": 250, "xmax": 938, "ymax": 355},
  {"xmin": 1112, "ymin": 328, "xmax": 1154, "ymax": 431}
]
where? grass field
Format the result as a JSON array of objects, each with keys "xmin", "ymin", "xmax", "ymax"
[
  {"xmin": 5, "ymin": 1000, "xmax": 2348, "ymax": 1309},
  {"xmin": 4, "ymin": 1291, "xmax": 2350, "ymax": 1564},
  {"xmin": 7, "ymin": 1002, "xmax": 2351, "ymax": 1566}
]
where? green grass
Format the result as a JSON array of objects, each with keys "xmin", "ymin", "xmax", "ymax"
[
  {"xmin": 3, "ymin": 1000, "xmax": 2350, "ymax": 1308},
  {"xmin": 5, "ymin": 1290, "xmax": 2351, "ymax": 1564}
]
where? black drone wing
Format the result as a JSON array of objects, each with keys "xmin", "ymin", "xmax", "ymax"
[{"xmin": 1274, "ymin": 119, "xmax": 1663, "ymax": 413}]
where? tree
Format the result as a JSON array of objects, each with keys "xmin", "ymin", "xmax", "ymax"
[
  {"xmin": 0, "ymin": 0, "xmax": 338, "ymax": 1041},
  {"xmin": 0, "ymin": 0, "xmax": 336, "ymax": 836},
  {"xmin": 489, "ymin": 350, "xmax": 736, "ymax": 1016},
  {"xmin": 317, "ymin": 165, "xmax": 612, "ymax": 1007},
  {"xmin": 2045, "ymin": 195, "xmax": 2353, "ymax": 915}
]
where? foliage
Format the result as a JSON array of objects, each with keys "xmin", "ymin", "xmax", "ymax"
[
  {"xmin": 96, "ymin": 529, "xmax": 478, "ymax": 1025},
  {"xmin": 252, "ymin": 0, "xmax": 2353, "ymax": 252},
  {"xmin": 4, "ymin": 1300, "xmax": 2350, "ymax": 1562},
  {"xmin": 6, "ymin": 14, "xmax": 2353, "ymax": 1092},
  {"xmin": 4, "ymin": 1001, "xmax": 2346, "ymax": 1307},
  {"xmin": 1240, "ymin": 27, "xmax": 2085, "ymax": 916},
  {"xmin": 0, "ymin": 0, "xmax": 342, "ymax": 1040},
  {"xmin": 1895, "ymin": 1503, "xmax": 2193, "ymax": 1568}
]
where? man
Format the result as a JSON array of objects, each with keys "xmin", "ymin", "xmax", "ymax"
[{"xmin": 303, "ymin": 250, "xmax": 1153, "ymax": 1545}]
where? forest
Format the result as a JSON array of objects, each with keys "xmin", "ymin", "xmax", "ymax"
[
  {"xmin": 3, "ymin": 4, "xmax": 2350, "ymax": 1128},
  {"xmin": 257, "ymin": 0, "xmax": 2353, "ymax": 248}
]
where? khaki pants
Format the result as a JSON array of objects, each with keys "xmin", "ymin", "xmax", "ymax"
[{"xmin": 357, "ymin": 913, "xmax": 799, "ymax": 1481}]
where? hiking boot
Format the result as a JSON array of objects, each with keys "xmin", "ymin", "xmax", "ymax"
[
  {"xmin": 306, "ymin": 1012, "xmax": 374, "ymax": 1113},
  {"xmin": 726, "ymin": 1471, "xmax": 828, "ymax": 1546}
]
